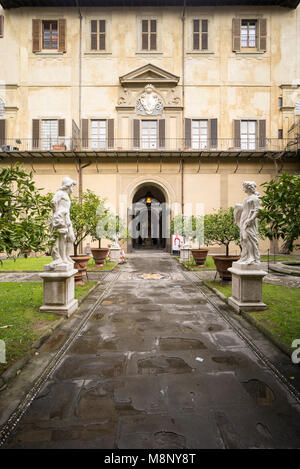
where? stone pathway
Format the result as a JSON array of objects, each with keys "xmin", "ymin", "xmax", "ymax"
[{"xmin": 2, "ymin": 253, "xmax": 300, "ymax": 449}]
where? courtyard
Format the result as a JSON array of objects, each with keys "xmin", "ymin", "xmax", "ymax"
[{"xmin": 0, "ymin": 252, "xmax": 300, "ymax": 449}]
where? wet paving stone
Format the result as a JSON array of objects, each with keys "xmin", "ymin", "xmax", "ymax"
[
  {"xmin": 159, "ymin": 337, "xmax": 207, "ymax": 351},
  {"xmin": 137, "ymin": 356, "xmax": 193, "ymax": 375},
  {"xmin": 53, "ymin": 355, "xmax": 127, "ymax": 381}
]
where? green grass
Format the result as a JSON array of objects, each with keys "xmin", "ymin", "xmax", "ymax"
[
  {"xmin": 0, "ymin": 256, "xmax": 116, "ymax": 272},
  {"xmin": 0, "ymin": 281, "xmax": 97, "ymax": 374},
  {"xmin": 206, "ymin": 281, "xmax": 300, "ymax": 348},
  {"xmin": 183, "ymin": 255, "xmax": 216, "ymax": 270},
  {"xmin": 260, "ymin": 255, "xmax": 295, "ymax": 262}
]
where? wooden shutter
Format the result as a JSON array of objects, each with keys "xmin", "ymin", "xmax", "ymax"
[
  {"xmin": 58, "ymin": 119, "xmax": 65, "ymax": 137},
  {"xmin": 209, "ymin": 118, "xmax": 218, "ymax": 149},
  {"xmin": 201, "ymin": 19, "xmax": 208, "ymax": 50},
  {"xmin": 258, "ymin": 18, "xmax": 267, "ymax": 52},
  {"xmin": 107, "ymin": 119, "xmax": 114, "ymax": 149},
  {"xmin": 81, "ymin": 119, "xmax": 89, "ymax": 149},
  {"xmin": 32, "ymin": 19, "xmax": 41, "ymax": 53},
  {"xmin": 0, "ymin": 120, "xmax": 6, "ymax": 146},
  {"xmin": 91, "ymin": 20, "xmax": 98, "ymax": 50},
  {"xmin": 159, "ymin": 119, "xmax": 165, "ymax": 149},
  {"xmin": 58, "ymin": 19, "xmax": 66, "ymax": 53},
  {"xmin": 133, "ymin": 119, "xmax": 140, "ymax": 148},
  {"xmin": 0, "ymin": 15, "xmax": 4, "ymax": 38},
  {"xmin": 233, "ymin": 120, "xmax": 241, "ymax": 148},
  {"xmin": 184, "ymin": 118, "xmax": 191, "ymax": 149},
  {"xmin": 258, "ymin": 120, "xmax": 266, "ymax": 149},
  {"xmin": 232, "ymin": 18, "xmax": 241, "ymax": 52},
  {"xmin": 32, "ymin": 119, "xmax": 40, "ymax": 149}
]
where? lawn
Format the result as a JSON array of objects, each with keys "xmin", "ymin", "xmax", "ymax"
[
  {"xmin": 0, "ymin": 281, "xmax": 97, "ymax": 374},
  {"xmin": 0, "ymin": 256, "xmax": 116, "ymax": 272},
  {"xmin": 206, "ymin": 281, "xmax": 300, "ymax": 349}
]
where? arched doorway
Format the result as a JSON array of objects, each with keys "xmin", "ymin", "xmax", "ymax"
[{"xmin": 130, "ymin": 184, "xmax": 168, "ymax": 250}]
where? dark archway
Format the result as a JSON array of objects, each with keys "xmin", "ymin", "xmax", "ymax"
[{"xmin": 131, "ymin": 185, "xmax": 167, "ymax": 250}]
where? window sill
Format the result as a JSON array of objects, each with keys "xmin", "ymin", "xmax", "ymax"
[
  {"xmin": 84, "ymin": 51, "xmax": 112, "ymax": 56},
  {"xmin": 235, "ymin": 50, "xmax": 265, "ymax": 55},
  {"xmin": 187, "ymin": 51, "xmax": 214, "ymax": 55},
  {"xmin": 34, "ymin": 51, "xmax": 65, "ymax": 56},
  {"xmin": 136, "ymin": 51, "xmax": 163, "ymax": 55}
]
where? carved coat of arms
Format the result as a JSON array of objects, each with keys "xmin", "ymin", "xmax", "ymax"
[{"xmin": 136, "ymin": 85, "xmax": 163, "ymax": 115}]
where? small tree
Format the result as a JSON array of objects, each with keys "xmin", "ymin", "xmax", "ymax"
[
  {"xmin": 0, "ymin": 164, "xmax": 53, "ymax": 257},
  {"xmin": 259, "ymin": 173, "xmax": 300, "ymax": 254},
  {"xmin": 204, "ymin": 207, "xmax": 240, "ymax": 256},
  {"xmin": 70, "ymin": 190, "xmax": 108, "ymax": 256},
  {"xmin": 96, "ymin": 213, "xmax": 129, "ymax": 245}
]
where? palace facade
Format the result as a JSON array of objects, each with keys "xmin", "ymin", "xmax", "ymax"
[{"xmin": 0, "ymin": 0, "xmax": 299, "ymax": 252}]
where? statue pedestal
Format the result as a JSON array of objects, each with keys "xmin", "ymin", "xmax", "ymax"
[
  {"xmin": 180, "ymin": 246, "xmax": 191, "ymax": 263},
  {"xmin": 228, "ymin": 262, "xmax": 267, "ymax": 313},
  {"xmin": 109, "ymin": 247, "xmax": 121, "ymax": 263},
  {"xmin": 39, "ymin": 264, "xmax": 78, "ymax": 317}
]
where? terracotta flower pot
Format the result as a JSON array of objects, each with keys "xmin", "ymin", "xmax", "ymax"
[
  {"xmin": 91, "ymin": 248, "xmax": 109, "ymax": 266},
  {"xmin": 212, "ymin": 255, "xmax": 240, "ymax": 282},
  {"xmin": 191, "ymin": 249, "xmax": 209, "ymax": 266},
  {"xmin": 70, "ymin": 255, "xmax": 91, "ymax": 286}
]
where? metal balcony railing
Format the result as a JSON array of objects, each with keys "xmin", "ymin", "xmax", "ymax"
[{"xmin": 0, "ymin": 138, "xmax": 299, "ymax": 153}]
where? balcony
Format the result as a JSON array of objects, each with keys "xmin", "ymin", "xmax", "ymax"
[{"xmin": 0, "ymin": 137, "xmax": 299, "ymax": 158}]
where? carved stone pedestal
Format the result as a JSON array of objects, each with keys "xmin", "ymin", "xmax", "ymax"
[
  {"xmin": 110, "ymin": 247, "xmax": 121, "ymax": 263},
  {"xmin": 39, "ymin": 264, "xmax": 78, "ymax": 317},
  {"xmin": 228, "ymin": 262, "xmax": 267, "ymax": 313},
  {"xmin": 180, "ymin": 247, "xmax": 191, "ymax": 263}
]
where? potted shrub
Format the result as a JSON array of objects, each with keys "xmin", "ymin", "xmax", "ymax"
[
  {"xmin": 70, "ymin": 190, "xmax": 107, "ymax": 283},
  {"xmin": 204, "ymin": 207, "xmax": 240, "ymax": 282},
  {"xmin": 91, "ymin": 202, "xmax": 111, "ymax": 266},
  {"xmin": 96, "ymin": 214, "xmax": 129, "ymax": 263},
  {"xmin": 170, "ymin": 214, "xmax": 209, "ymax": 264},
  {"xmin": 190, "ymin": 215, "xmax": 209, "ymax": 266}
]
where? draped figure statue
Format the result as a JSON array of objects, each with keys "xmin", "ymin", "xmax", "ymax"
[
  {"xmin": 234, "ymin": 181, "xmax": 261, "ymax": 265},
  {"xmin": 48, "ymin": 177, "xmax": 76, "ymax": 269}
]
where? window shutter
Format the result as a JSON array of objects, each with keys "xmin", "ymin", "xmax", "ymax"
[
  {"xmin": 184, "ymin": 118, "xmax": 191, "ymax": 149},
  {"xmin": 32, "ymin": 19, "xmax": 41, "ymax": 53},
  {"xmin": 258, "ymin": 120, "xmax": 266, "ymax": 149},
  {"xmin": 133, "ymin": 119, "xmax": 140, "ymax": 148},
  {"xmin": 209, "ymin": 118, "xmax": 218, "ymax": 149},
  {"xmin": 32, "ymin": 119, "xmax": 40, "ymax": 149},
  {"xmin": 201, "ymin": 19, "xmax": 208, "ymax": 50},
  {"xmin": 0, "ymin": 15, "xmax": 4, "ymax": 38},
  {"xmin": 58, "ymin": 119, "xmax": 65, "ymax": 137},
  {"xmin": 0, "ymin": 120, "xmax": 6, "ymax": 146},
  {"xmin": 159, "ymin": 119, "xmax": 165, "ymax": 149},
  {"xmin": 233, "ymin": 120, "xmax": 241, "ymax": 148},
  {"xmin": 81, "ymin": 119, "xmax": 89, "ymax": 149},
  {"xmin": 91, "ymin": 20, "xmax": 98, "ymax": 50},
  {"xmin": 107, "ymin": 119, "xmax": 114, "ymax": 149},
  {"xmin": 232, "ymin": 18, "xmax": 241, "ymax": 52},
  {"xmin": 258, "ymin": 18, "xmax": 267, "ymax": 52},
  {"xmin": 58, "ymin": 19, "xmax": 66, "ymax": 53}
]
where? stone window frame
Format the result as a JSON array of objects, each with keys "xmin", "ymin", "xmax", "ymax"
[
  {"xmin": 233, "ymin": 14, "xmax": 267, "ymax": 56},
  {"xmin": 136, "ymin": 14, "xmax": 163, "ymax": 55},
  {"xmin": 187, "ymin": 15, "xmax": 214, "ymax": 55},
  {"xmin": 85, "ymin": 14, "xmax": 112, "ymax": 55}
]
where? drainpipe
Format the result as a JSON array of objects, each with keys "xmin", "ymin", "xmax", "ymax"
[
  {"xmin": 75, "ymin": 1, "xmax": 83, "ymax": 204},
  {"xmin": 181, "ymin": 0, "xmax": 186, "ymax": 213}
]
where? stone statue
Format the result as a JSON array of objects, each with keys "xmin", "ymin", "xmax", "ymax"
[
  {"xmin": 136, "ymin": 84, "xmax": 163, "ymax": 115},
  {"xmin": 234, "ymin": 181, "xmax": 261, "ymax": 265},
  {"xmin": 47, "ymin": 177, "xmax": 77, "ymax": 270}
]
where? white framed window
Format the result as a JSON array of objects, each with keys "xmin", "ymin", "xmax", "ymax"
[
  {"xmin": 192, "ymin": 19, "xmax": 208, "ymax": 50},
  {"xmin": 241, "ymin": 120, "xmax": 256, "ymax": 150},
  {"xmin": 91, "ymin": 119, "xmax": 107, "ymax": 149},
  {"xmin": 85, "ymin": 15, "xmax": 111, "ymax": 54},
  {"xmin": 192, "ymin": 120, "xmax": 208, "ymax": 150},
  {"xmin": 90, "ymin": 19, "xmax": 106, "ymax": 51},
  {"xmin": 241, "ymin": 20, "xmax": 257, "ymax": 48},
  {"xmin": 188, "ymin": 17, "xmax": 213, "ymax": 53},
  {"xmin": 141, "ymin": 120, "xmax": 157, "ymax": 149},
  {"xmin": 41, "ymin": 119, "xmax": 58, "ymax": 150}
]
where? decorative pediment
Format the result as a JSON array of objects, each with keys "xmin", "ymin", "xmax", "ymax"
[{"xmin": 119, "ymin": 63, "xmax": 180, "ymax": 87}]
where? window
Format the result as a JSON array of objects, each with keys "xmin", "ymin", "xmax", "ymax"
[
  {"xmin": 192, "ymin": 120, "xmax": 208, "ymax": 150},
  {"xmin": 91, "ymin": 120, "xmax": 107, "ymax": 149},
  {"xmin": 241, "ymin": 120, "xmax": 256, "ymax": 150},
  {"xmin": 241, "ymin": 20, "xmax": 257, "ymax": 48},
  {"xmin": 0, "ymin": 15, "xmax": 4, "ymax": 38},
  {"xmin": 42, "ymin": 21, "xmax": 58, "ymax": 50},
  {"xmin": 41, "ymin": 120, "xmax": 59, "ymax": 150},
  {"xmin": 141, "ymin": 120, "xmax": 157, "ymax": 149},
  {"xmin": 141, "ymin": 19, "xmax": 157, "ymax": 51},
  {"xmin": 193, "ymin": 19, "xmax": 208, "ymax": 51},
  {"xmin": 91, "ymin": 20, "xmax": 106, "ymax": 51}
]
